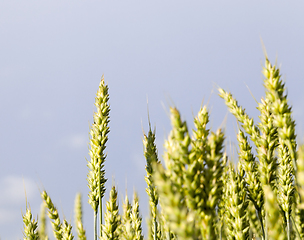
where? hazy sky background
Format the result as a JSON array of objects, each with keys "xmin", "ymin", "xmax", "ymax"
[{"xmin": 1, "ymin": 1, "xmax": 304, "ymax": 239}]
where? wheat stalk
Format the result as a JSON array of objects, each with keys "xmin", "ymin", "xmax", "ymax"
[
  {"xmin": 143, "ymin": 124, "xmax": 161, "ymax": 240},
  {"xmin": 87, "ymin": 76, "xmax": 110, "ymax": 239}
]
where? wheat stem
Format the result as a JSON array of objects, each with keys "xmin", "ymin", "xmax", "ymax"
[{"xmin": 87, "ymin": 76, "xmax": 110, "ymax": 238}]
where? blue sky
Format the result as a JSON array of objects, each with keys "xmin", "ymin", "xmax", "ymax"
[{"xmin": 1, "ymin": 1, "xmax": 304, "ymax": 239}]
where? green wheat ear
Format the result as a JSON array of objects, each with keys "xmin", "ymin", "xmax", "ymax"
[
  {"xmin": 22, "ymin": 207, "xmax": 39, "ymax": 240},
  {"xmin": 74, "ymin": 193, "xmax": 87, "ymax": 240},
  {"xmin": 38, "ymin": 202, "xmax": 48, "ymax": 240},
  {"xmin": 224, "ymin": 163, "xmax": 250, "ymax": 240},
  {"xmin": 41, "ymin": 190, "xmax": 62, "ymax": 240},
  {"xmin": 153, "ymin": 162, "xmax": 199, "ymax": 240},
  {"xmin": 102, "ymin": 186, "xmax": 121, "ymax": 240},
  {"xmin": 295, "ymin": 145, "xmax": 304, "ymax": 239},
  {"xmin": 163, "ymin": 107, "xmax": 191, "ymax": 191},
  {"xmin": 87, "ymin": 76, "xmax": 110, "ymax": 239},
  {"xmin": 61, "ymin": 220, "xmax": 74, "ymax": 240},
  {"xmin": 130, "ymin": 192, "xmax": 144, "ymax": 240},
  {"xmin": 143, "ymin": 123, "xmax": 161, "ymax": 240},
  {"xmin": 121, "ymin": 195, "xmax": 133, "ymax": 239},
  {"xmin": 264, "ymin": 185, "xmax": 286, "ymax": 240}
]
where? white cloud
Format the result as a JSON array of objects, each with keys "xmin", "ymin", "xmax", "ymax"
[
  {"xmin": 0, "ymin": 175, "xmax": 37, "ymax": 205},
  {"xmin": 60, "ymin": 133, "xmax": 87, "ymax": 149}
]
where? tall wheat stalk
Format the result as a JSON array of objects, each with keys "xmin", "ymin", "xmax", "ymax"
[{"xmin": 87, "ymin": 76, "xmax": 110, "ymax": 240}]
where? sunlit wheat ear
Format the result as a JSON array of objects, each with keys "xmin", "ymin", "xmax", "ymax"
[
  {"xmin": 87, "ymin": 76, "xmax": 110, "ymax": 205},
  {"xmin": 263, "ymin": 58, "xmax": 297, "ymax": 169},
  {"xmin": 247, "ymin": 200, "xmax": 262, "ymax": 239},
  {"xmin": 38, "ymin": 202, "xmax": 48, "ymax": 240},
  {"xmin": 61, "ymin": 220, "xmax": 74, "ymax": 240},
  {"xmin": 256, "ymin": 97, "xmax": 278, "ymax": 188},
  {"xmin": 263, "ymin": 58, "xmax": 296, "ymax": 240},
  {"xmin": 41, "ymin": 190, "xmax": 62, "ymax": 240},
  {"xmin": 102, "ymin": 186, "xmax": 121, "ymax": 240},
  {"xmin": 186, "ymin": 106, "xmax": 209, "ymax": 213},
  {"xmin": 163, "ymin": 107, "xmax": 191, "ymax": 190},
  {"xmin": 264, "ymin": 185, "xmax": 286, "ymax": 240},
  {"xmin": 225, "ymin": 163, "xmax": 250, "ymax": 240},
  {"xmin": 23, "ymin": 207, "xmax": 39, "ymax": 240},
  {"xmin": 295, "ymin": 145, "xmax": 304, "ymax": 239},
  {"xmin": 121, "ymin": 195, "xmax": 133, "ymax": 239},
  {"xmin": 217, "ymin": 159, "xmax": 229, "ymax": 240},
  {"xmin": 199, "ymin": 128, "xmax": 225, "ymax": 240},
  {"xmin": 237, "ymin": 129, "xmax": 265, "ymax": 236},
  {"xmin": 74, "ymin": 193, "xmax": 86, "ymax": 240},
  {"xmin": 237, "ymin": 130, "xmax": 263, "ymax": 207},
  {"xmin": 143, "ymin": 124, "xmax": 161, "ymax": 240},
  {"xmin": 153, "ymin": 162, "xmax": 199, "ymax": 240},
  {"xmin": 130, "ymin": 192, "xmax": 144, "ymax": 240},
  {"xmin": 87, "ymin": 76, "xmax": 110, "ymax": 239},
  {"xmin": 219, "ymin": 88, "xmax": 260, "ymax": 145}
]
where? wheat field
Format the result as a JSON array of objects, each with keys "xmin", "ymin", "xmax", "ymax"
[{"xmin": 22, "ymin": 56, "xmax": 304, "ymax": 240}]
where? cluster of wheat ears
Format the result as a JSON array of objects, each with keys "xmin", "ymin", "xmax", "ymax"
[{"xmin": 22, "ymin": 56, "xmax": 304, "ymax": 240}]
